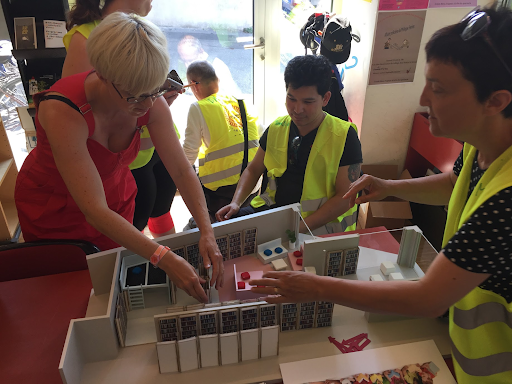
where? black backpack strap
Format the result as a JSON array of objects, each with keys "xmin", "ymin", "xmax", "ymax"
[{"xmin": 237, "ymin": 99, "xmax": 249, "ymax": 175}]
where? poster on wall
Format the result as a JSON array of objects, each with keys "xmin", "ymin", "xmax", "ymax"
[
  {"xmin": 428, "ymin": 0, "xmax": 476, "ymax": 8},
  {"xmin": 368, "ymin": 10, "xmax": 426, "ymax": 85},
  {"xmin": 378, "ymin": 0, "xmax": 428, "ymax": 11}
]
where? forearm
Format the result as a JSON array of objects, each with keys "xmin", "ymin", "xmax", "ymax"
[
  {"xmin": 231, "ymin": 168, "xmax": 261, "ymax": 207},
  {"xmin": 317, "ymin": 277, "xmax": 446, "ymax": 318},
  {"xmin": 86, "ymin": 206, "xmax": 160, "ymax": 258},
  {"xmin": 172, "ymin": 164, "xmax": 213, "ymax": 235},
  {"xmin": 386, "ymin": 173, "xmax": 454, "ymax": 206},
  {"xmin": 303, "ymin": 194, "xmax": 349, "ymax": 232}
]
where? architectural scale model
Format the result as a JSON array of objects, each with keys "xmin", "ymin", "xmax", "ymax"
[{"xmin": 58, "ymin": 205, "xmax": 426, "ymax": 384}]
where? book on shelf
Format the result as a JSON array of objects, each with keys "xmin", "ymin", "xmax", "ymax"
[
  {"xmin": 14, "ymin": 17, "xmax": 37, "ymax": 50},
  {"xmin": 43, "ymin": 20, "xmax": 66, "ymax": 48}
]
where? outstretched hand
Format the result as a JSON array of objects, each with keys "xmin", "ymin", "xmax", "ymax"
[
  {"xmin": 342, "ymin": 174, "xmax": 392, "ymax": 206},
  {"xmin": 199, "ymin": 232, "xmax": 224, "ymax": 288},
  {"xmin": 215, "ymin": 202, "xmax": 240, "ymax": 222},
  {"xmin": 249, "ymin": 271, "xmax": 324, "ymax": 304},
  {"xmin": 159, "ymin": 250, "xmax": 208, "ymax": 303}
]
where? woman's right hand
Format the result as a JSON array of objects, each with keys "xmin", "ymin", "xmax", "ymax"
[
  {"xmin": 215, "ymin": 202, "xmax": 240, "ymax": 222},
  {"xmin": 159, "ymin": 250, "xmax": 208, "ymax": 303},
  {"xmin": 343, "ymin": 174, "xmax": 392, "ymax": 206}
]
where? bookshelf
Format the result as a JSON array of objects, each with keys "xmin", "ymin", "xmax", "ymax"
[
  {"xmin": 0, "ymin": 0, "xmax": 70, "ymax": 103},
  {"xmin": 0, "ymin": 118, "xmax": 18, "ymax": 241}
]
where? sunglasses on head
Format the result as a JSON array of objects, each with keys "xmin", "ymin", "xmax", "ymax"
[{"xmin": 460, "ymin": 7, "xmax": 512, "ymax": 79}]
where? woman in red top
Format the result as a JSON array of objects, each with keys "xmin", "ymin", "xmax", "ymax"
[{"xmin": 14, "ymin": 12, "xmax": 223, "ymax": 302}]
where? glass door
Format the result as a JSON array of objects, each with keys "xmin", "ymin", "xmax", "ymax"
[{"xmin": 146, "ymin": 0, "xmax": 255, "ymax": 139}]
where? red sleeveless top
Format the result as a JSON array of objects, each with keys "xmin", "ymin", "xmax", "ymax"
[{"xmin": 15, "ymin": 71, "xmax": 149, "ymax": 250}]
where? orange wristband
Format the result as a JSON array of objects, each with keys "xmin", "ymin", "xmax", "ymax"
[{"xmin": 150, "ymin": 245, "xmax": 170, "ymax": 267}]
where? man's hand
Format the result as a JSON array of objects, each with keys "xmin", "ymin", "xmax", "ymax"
[
  {"xmin": 163, "ymin": 89, "xmax": 184, "ymax": 107},
  {"xmin": 215, "ymin": 202, "xmax": 240, "ymax": 222},
  {"xmin": 249, "ymin": 271, "xmax": 325, "ymax": 304},
  {"xmin": 198, "ymin": 232, "xmax": 224, "ymax": 288},
  {"xmin": 343, "ymin": 174, "xmax": 392, "ymax": 206},
  {"xmin": 159, "ymin": 250, "xmax": 208, "ymax": 303}
]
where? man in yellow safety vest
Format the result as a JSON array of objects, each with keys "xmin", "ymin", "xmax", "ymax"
[
  {"xmin": 183, "ymin": 61, "xmax": 261, "ymax": 218},
  {"xmin": 216, "ymin": 55, "xmax": 362, "ymax": 235}
]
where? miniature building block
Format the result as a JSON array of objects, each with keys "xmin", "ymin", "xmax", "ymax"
[
  {"xmin": 304, "ymin": 266, "xmax": 316, "ymax": 274},
  {"xmin": 389, "ymin": 272, "xmax": 404, "ymax": 281},
  {"xmin": 220, "ymin": 332, "xmax": 239, "ymax": 365},
  {"xmin": 369, "ymin": 274, "xmax": 384, "ymax": 281},
  {"xmin": 261, "ymin": 325, "xmax": 279, "ymax": 357},
  {"xmin": 156, "ymin": 341, "xmax": 178, "ymax": 373},
  {"xmin": 257, "ymin": 238, "xmax": 288, "ymax": 264},
  {"xmin": 178, "ymin": 337, "xmax": 199, "ymax": 372},
  {"xmin": 241, "ymin": 272, "xmax": 250, "ymax": 280},
  {"xmin": 199, "ymin": 334, "xmax": 219, "ymax": 368},
  {"xmin": 293, "ymin": 250, "xmax": 302, "ymax": 257},
  {"xmin": 296, "ymin": 258, "xmax": 303, "ymax": 266},
  {"xmin": 237, "ymin": 281, "xmax": 246, "ymax": 289},
  {"xmin": 380, "ymin": 261, "xmax": 396, "ymax": 276},
  {"xmin": 240, "ymin": 328, "xmax": 259, "ymax": 361},
  {"xmin": 271, "ymin": 258, "xmax": 287, "ymax": 271}
]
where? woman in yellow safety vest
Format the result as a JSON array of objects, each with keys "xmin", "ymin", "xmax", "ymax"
[
  {"xmin": 250, "ymin": 6, "xmax": 512, "ymax": 383},
  {"xmin": 62, "ymin": 0, "xmax": 179, "ymax": 237}
]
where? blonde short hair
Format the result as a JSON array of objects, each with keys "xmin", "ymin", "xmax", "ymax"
[{"xmin": 87, "ymin": 12, "xmax": 169, "ymax": 97}]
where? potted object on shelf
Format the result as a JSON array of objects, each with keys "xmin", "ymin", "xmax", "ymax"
[{"xmin": 286, "ymin": 229, "xmax": 297, "ymax": 250}]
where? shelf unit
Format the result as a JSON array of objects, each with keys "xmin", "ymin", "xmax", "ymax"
[
  {"xmin": 0, "ymin": 0, "xmax": 70, "ymax": 102},
  {"xmin": 0, "ymin": 118, "xmax": 18, "ymax": 241}
]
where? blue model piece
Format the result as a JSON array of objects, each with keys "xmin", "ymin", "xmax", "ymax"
[
  {"xmin": 274, "ymin": 247, "xmax": 283, "ymax": 254},
  {"xmin": 264, "ymin": 249, "xmax": 273, "ymax": 256}
]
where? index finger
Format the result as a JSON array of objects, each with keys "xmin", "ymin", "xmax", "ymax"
[
  {"xmin": 248, "ymin": 277, "xmax": 280, "ymax": 287},
  {"xmin": 343, "ymin": 177, "xmax": 369, "ymax": 199},
  {"xmin": 192, "ymin": 280, "xmax": 208, "ymax": 303}
]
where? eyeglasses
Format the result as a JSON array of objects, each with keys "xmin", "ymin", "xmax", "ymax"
[
  {"xmin": 112, "ymin": 82, "xmax": 166, "ymax": 104},
  {"xmin": 460, "ymin": 7, "xmax": 512, "ymax": 80},
  {"xmin": 288, "ymin": 136, "xmax": 302, "ymax": 165}
]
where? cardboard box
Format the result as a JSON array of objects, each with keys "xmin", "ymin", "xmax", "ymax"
[{"xmin": 358, "ymin": 165, "xmax": 413, "ymax": 230}]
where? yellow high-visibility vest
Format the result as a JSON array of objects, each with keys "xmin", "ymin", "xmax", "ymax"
[
  {"xmin": 197, "ymin": 94, "xmax": 259, "ymax": 191},
  {"xmin": 251, "ymin": 114, "xmax": 358, "ymax": 235},
  {"xmin": 443, "ymin": 143, "xmax": 512, "ymax": 383}
]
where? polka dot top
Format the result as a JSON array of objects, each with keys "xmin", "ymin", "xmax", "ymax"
[{"xmin": 443, "ymin": 150, "xmax": 512, "ymax": 303}]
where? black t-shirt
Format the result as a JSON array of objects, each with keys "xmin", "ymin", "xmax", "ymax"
[
  {"xmin": 442, "ymin": 149, "xmax": 512, "ymax": 303},
  {"xmin": 259, "ymin": 120, "xmax": 362, "ymax": 207}
]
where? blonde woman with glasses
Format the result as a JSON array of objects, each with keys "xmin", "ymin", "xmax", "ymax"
[{"xmin": 15, "ymin": 13, "xmax": 223, "ymax": 302}]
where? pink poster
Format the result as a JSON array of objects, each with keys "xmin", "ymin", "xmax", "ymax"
[
  {"xmin": 379, "ymin": 0, "xmax": 428, "ymax": 11},
  {"xmin": 428, "ymin": 0, "xmax": 476, "ymax": 8}
]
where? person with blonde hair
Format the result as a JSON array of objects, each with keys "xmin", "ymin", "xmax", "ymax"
[
  {"xmin": 63, "ymin": 0, "xmax": 180, "ymax": 238},
  {"xmin": 15, "ymin": 13, "xmax": 223, "ymax": 302}
]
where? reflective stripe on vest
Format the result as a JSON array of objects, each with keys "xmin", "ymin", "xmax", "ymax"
[
  {"xmin": 251, "ymin": 114, "xmax": 358, "ymax": 234},
  {"xmin": 198, "ymin": 140, "xmax": 259, "ymax": 167},
  {"xmin": 444, "ymin": 143, "xmax": 512, "ymax": 383},
  {"xmin": 197, "ymin": 94, "xmax": 259, "ymax": 191}
]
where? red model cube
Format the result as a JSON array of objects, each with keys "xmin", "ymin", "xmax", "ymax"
[
  {"xmin": 293, "ymin": 250, "xmax": 303, "ymax": 257},
  {"xmin": 241, "ymin": 272, "xmax": 251, "ymax": 280},
  {"xmin": 296, "ymin": 258, "xmax": 303, "ymax": 266},
  {"xmin": 237, "ymin": 281, "xmax": 246, "ymax": 289}
]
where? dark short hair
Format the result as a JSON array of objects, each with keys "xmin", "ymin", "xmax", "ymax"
[
  {"xmin": 186, "ymin": 61, "xmax": 218, "ymax": 85},
  {"xmin": 425, "ymin": 6, "xmax": 512, "ymax": 118},
  {"xmin": 284, "ymin": 55, "xmax": 332, "ymax": 96}
]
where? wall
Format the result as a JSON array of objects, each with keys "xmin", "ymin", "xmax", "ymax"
[{"xmin": 342, "ymin": 0, "xmax": 487, "ymax": 172}]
